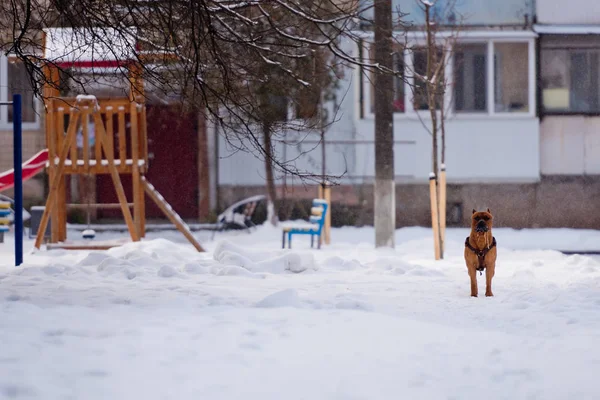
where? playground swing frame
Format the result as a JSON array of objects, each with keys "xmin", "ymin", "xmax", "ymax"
[{"xmin": 33, "ymin": 28, "xmax": 204, "ymax": 252}]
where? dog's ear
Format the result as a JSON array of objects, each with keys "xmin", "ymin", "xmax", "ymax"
[
  {"xmin": 472, "ymin": 209, "xmax": 476, "ymax": 214},
  {"xmin": 487, "ymin": 208, "xmax": 491, "ymax": 214}
]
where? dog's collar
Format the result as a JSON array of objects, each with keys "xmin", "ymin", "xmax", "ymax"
[{"xmin": 465, "ymin": 236, "xmax": 497, "ymax": 275}]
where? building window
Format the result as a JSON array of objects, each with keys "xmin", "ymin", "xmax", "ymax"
[
  {"xmin": 294, "ymin": 88, "xmax": 320, "ymax": 121},
  {"xmin": 453, "ymin": 44, "xmax": 487, "ymax": 112},
  {"xmin": 541, "ymin": 48, "xmax": 600, "ymax": 113},
  {"xmin": 267, "ymin": 94, "xmax": 289, "ymax": 122},
  {"xmin": 0, "ymin": 57, "xmax": 39, "ymax": 127},
  {"xmin": 494, "ymin": 42, "xmax": 529, "ymax": 113},
  {"xmin": 392, "ymin": 51, "xmax": 405, "ymax": 112},
  {"xmin": 293, "ymin": 54, "xmax": 326, "ymax": 121},
  {"xmin": 412, "ymin": 47, "xmax": 444, "ymax": 111},
  {"xmin": 369, "ymin": 45, "xmax": 405, "ymax": 114},
  {"xmin": 7, "ymin": 61, "xmax": 37, "ymax": 122},
  {"xmin": 360, "ymin": 37, "xmax": 534, "ymax": 118}
]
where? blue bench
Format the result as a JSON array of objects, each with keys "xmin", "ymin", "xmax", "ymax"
[
  {"xmin": 281, "ymin": 199, "xmax": 328, "ymax": 249},
  {"xmin": 0, "ymin": 202, "xmax": 10, "ymax": 243}
]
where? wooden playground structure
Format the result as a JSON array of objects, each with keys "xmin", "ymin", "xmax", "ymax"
[{"xmin": 34, "ymin": 28, "xmax": 204, "ymax": 251}]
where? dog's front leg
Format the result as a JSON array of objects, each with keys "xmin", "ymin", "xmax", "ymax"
[
  {"xmin": 468, "ymin": 266, "xmax": 478, "ymax": 297},
  {"xmin": 485, "ymin": 264, "xmax": 495, "ymax": 297}
]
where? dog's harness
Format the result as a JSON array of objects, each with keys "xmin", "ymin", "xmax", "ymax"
[{"xmin": 465, "ymin": 236, "xmax": 497, "ymax": 275}]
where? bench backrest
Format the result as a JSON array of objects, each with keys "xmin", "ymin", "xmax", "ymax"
[
  {"xmin": 0, "ymin": 202, "xmax": 10, "ymax": 231},
  {"xmin": 310, "ymin": 199, "xmax": 328, "ymax": 234}
]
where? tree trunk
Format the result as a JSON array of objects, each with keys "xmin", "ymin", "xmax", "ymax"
[
  {"xmin": 439, "ymin": 76, "xmax": 447, "ymax": 257},
  {"xmin": 263, "ymin": 122, "xmax": 278, "ymax": 226},
  {"xmin": 425, "ymin": 5, "xmax": 438, "ymax": 176},
  {"xmin": 441, "ymin": 100, "xmax": 446, "ymax": 166},
  {"xmin": 373, "ymin": 0, "xmax": 395, "ymax": 248},
  {"xmin": 425, "ymin": 3, "xmax": 443, "ymax": 259}
]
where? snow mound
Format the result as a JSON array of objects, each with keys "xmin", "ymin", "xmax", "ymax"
[
  {"xmin": 96, "ymin": 257, "xmax": 140, "ymax": 280},
  {"xmin": 335, "ymin": 298, "xmax": 374, "ymax": 311},
  {"xmin": 183, "ymin": 262, "xmax": 210, "ymax": 275},
  {"xmin": 512, "ymin": 268, "xmax": 536, "ymax": 280},
  {"xmin": 77, "ymin": 252, "xmax": 114, "ymax": 267},
  {"xmin": 209, "ymin": 264, "xmax": 262, "ymax": 278},
  {"xmin": 108, "ymin": 238, "xmax": 199, "ymax": 262},
  {"xmin": 157, "ymin": 265, "xmax": 179, "ymax": 278},
  {"xmin": 214, "ymin": 240, "xmax": 270, "ymax": 262},
  {"xmin": 214, "ymin": 240, "xmax": 317, "ymax": 274},
  {"xmin": 323, "ymin": 256, "xmax": 364, "ymax": 271},
  {"xmin": 255, "ymin": 289, "xmax": 302, "ymax": 308},
  {"xmin": 14, "ymin": 263, "xmax": 76, "ymax": 277},
  {"xmin": 366, "ymin": 257, "xmax": 443, "ymax": 276},
  {"xmin": 566, "ymin": 254, "xmax": 600, "ymax": 274}
]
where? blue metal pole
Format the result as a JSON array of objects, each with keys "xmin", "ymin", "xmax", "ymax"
[{"xmin": 13, "ymin": 94, "xmax": 23, "ymax": 266}]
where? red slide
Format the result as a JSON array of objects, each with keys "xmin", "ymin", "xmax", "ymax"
[{"xmin": 0, "ymin": 149, "xmax": 49, "ymax": 192}]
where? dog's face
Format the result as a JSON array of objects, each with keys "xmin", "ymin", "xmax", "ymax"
[{"xmin": 471, "ymin": 208, "xmax": 493, "ymax": 233}]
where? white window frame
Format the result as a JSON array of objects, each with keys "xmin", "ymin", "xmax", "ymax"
[
  {"xmin": 0, "ymin": 55, "xmax": 41, "ymax": 130},
  {"xmin": 358, "ymin": 30, "xmax": 537, "ymax": 121}
]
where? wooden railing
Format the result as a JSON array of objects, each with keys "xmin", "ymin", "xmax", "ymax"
[{"xmin": 46, "ymin": 97, "xmax": 148, "ymax": 174}]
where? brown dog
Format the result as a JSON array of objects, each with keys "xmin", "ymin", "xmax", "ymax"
[{"xmin": 464, "ymin": 208, "xmax": 497, "ymax": 297}]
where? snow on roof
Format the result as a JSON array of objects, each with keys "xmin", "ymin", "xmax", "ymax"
[{"xmin": 43, "ymin": 27, "xmax": 137, "ymax": 67}]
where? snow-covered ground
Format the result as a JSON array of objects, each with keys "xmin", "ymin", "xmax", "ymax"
[{"xmin": 2, "ymin": 224, "xmax": 600, "ymax": 399}]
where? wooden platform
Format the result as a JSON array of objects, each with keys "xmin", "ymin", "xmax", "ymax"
[{"xmin": 46, "ymin": 238, "xmax": 130, "ymax": 251}]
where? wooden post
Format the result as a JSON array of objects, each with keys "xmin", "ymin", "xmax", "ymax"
[
  {"xmin": 138, "ymin": 105, "xmax": 147, "ymax": 237},
  {"xmin": 46, "ymin": 102, "xmax": 59, "ymax": 243},
  {"xmin": 137, "ymin": 105, "xmax": 147, "ymax": 237},
  {"xmin": 69, "ymin": 107, "xmax": 78, "ymax": 166},
  {"xmin": 35, "ymin": 110, "xmax": 82, "ymax": 249},
  {"xmin": 92, "ymin": 111, "xmax": 139, "ymax": 242},
  {"xmin": 141, "ymin": 177, "xmax": 205, "ymax": 252},
  {"xmin": 56, "ymin": 106, "xmax": 67, "ymax": 241},
  {"xmin": 94, "ymin": 109, "xmax": 102, "ymax": 165},
  {"xmin": 317, "ymin": 183, "xmax": 332, "ymax": 245},
  {"xmin": 139, "ymin": 104, "xmax": 148, "ymax": 166},
  {"xmin": 128, "ymin": 62, "xmax": 146, "ymax": 237},
  {"xmin": 324, "ymin": 185, "xmax": 331, "ymax": 245},
  {"xmin": 105, "ymin": 106, "xmax": 115, "ymax": 161},
  {"xmin": 439, "ymin": 164, "xmax": 447, "ymax": 254},
  {"xmin": 429, "ymin": 173, "xmax": 441, "ymax": 260},
  {"xmin": 138, "ymin": 175, "xmax": 146, "ymax": 238},
  {"xmin": 130, "ymin": 102, "xmax": 143, "ymax": 238},
  {"xmin": 42, "ymin": 67, "xmax": 61, "ymax": 243},
  {"xmin": 118, "ymin": 107, "xmax": 126, "ymax": 168},
  {"xmin": 43, "ymin": 64, "xmax": 65, "ymax": 242},
  {"xmin": 82, "ymin": 107, "xmax": 90, "ymax": 172}
]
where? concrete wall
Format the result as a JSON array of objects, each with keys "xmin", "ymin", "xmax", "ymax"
[
  {"xmin": 0, "ymin": 129, "xmax": 46, "ymax": 200},
  {"xmin": 541, "ymin": 116, "xmax": 600, "ymax": 175},
  {"xmin": 220, "ymin": 177, "xmax": 600, "ymax": 229},
  {"xmin": 537, "ymin": 0, "xmax": 600, "ymax": 24},
  {"xmin": 0, "ymin": 130, "xmax": 45, "ymax": 171},
  {"xmin": 219, "ymin": 115, "xmax": 541, "ymax": 186},
  {"xmin": 539, "ymin": 34, "xmax": 600, "ymax": 176},
  {"xmin": 355, "ymin": 116, "xmax": 540, "ymax": 183}
]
